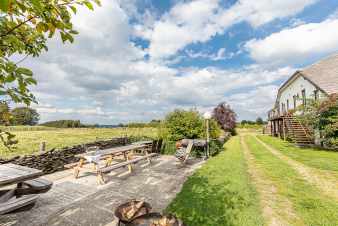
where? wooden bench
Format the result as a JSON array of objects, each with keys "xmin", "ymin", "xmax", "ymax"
[
  {"xmin": 16, "ymin": 178, "xmax": 53, "ymax": 195},
  {"xmin": 0, "ymin": 194, "xmax": 38, "ymax": 215},
  {"xmin": 96, "ymin": 153, "xmax": 157, "ymax": 184}
]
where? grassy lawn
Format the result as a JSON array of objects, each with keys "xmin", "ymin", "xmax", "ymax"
[
  {"xmin": 245, "ymin": 135, "xmax": 338, "ymax": 226},
  {"xmin": 257, "ymin": 135, "xmax": 338, "ymax": 172},
  {"xmin": 0, "ymin": 127, "xmax": 158, "ymax": 158},
  {"xmin": 166, "ymin": 136, "xmax": 264, "ymax": 226}
]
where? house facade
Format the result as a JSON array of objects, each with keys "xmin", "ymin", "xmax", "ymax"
[{"xmin": 268, "ymin": 53, "xmax": 338, "ymax": 145}]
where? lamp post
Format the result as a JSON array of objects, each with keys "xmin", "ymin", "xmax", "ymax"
[{"xmin": 203, "ymin": 111, "xmax": 212, "ymax": 159}]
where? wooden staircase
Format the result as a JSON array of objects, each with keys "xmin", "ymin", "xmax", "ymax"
[{"xmin": 282, "ymin": 115, "xmax": 314, "ymax": 146}]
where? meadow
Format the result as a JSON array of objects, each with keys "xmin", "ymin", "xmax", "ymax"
[{"xmin": 0, "ymin": 126, "xmax": 158, "ymax": 158}]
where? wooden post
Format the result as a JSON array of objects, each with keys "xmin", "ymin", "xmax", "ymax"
[
  {"xmin": 283, "ymin": 119, "xmax": 286, "ymax": 141},
  {"xmin": 39, "ymin": 141, "xmax": 46, "ymax": 153},
  {"xmin": 206, "ymin": 119, "xmax": 210, "ymax": 158}
]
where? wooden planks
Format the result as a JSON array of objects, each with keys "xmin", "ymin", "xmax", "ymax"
[
  {"xmin": 76, "ymin": 144, "xmax": 147, "ymax": 158},
  {"xmin": 0, "ymin": 164, "xmax": 42, "ymax": 187},
  {"xmin": 0, "ymin": 194, "xmax": 38, "ymax": 215}
]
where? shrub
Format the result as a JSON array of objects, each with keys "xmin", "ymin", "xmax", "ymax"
[
  {"xmin": 213, "ymin": 102, "xmax": 236, "ymax": 131},
  {"xmin": 298, "ymin": 94, "xmax": 338, "ymax": 149},
  {"xmin": 163, "ymin": 109, "xmax": 221, "ymax": 141}
]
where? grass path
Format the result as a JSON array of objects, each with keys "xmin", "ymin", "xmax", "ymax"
[
  {"xmin": 245, "ymin": 135, "xmax": 338, "ymax": 226},
  {"xmin": 167, "ymin": 136, "xmax": 264, "ymax": 226},
  {"xmin": 255, "ymin": 135, "xmax": 338, "ymax": 201},
  {"xmin": 240, "ymin": 136, "xmax": 302, "ymax": 226},
  {"xmin": 257, "ymin": 135, "xmax": 338, "ymax": 172}
]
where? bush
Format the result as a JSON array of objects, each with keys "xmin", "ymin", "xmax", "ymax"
[
  {"xmin": 298, "ymin": 94, "xmax": 338, "ymax": 149},
  {"xmin": 213, "ymin": 102, "xmax": 236, "ymax": 131},
  {"xmin": 163, "ymin": 109, "xmax": 221, "ymax": 141}
]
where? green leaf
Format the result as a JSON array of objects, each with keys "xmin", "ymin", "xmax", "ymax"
[
  {"xmin": 36, "ymin": 22, "xmax": 45, "ymax": 33},
  {"xmin": 0, "ymin": 0, "xmax": 9, "ymax": 12},
  {"xmin": 69, "ymin": 30, "xmax": 79, "ymax": 35},
  {"xmin": 69, "ymin": 5, "xmax": 77, "ymax": 14},
  {"xmin": 17, "ymin": 67, "xmax": 33, "ymax": 76},
  {"xmin": 25, "ymin": 77, "xmax": 37, "ymax": 85},
  {"xmin": 84, "ymin": 1, "xmax": 94, "ymax": 10}
]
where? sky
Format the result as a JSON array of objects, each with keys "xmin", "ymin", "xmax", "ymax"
[{"xmin": 22, "ymin": 0, "xmax": 338, "ymax": 124}]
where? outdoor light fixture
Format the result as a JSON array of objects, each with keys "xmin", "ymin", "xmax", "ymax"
[
  {"xmin": 203, "ymin": 111, "xmax": 212, "ymax": 159},
  {"xmin": 203, "ymin": 111, "xmax": 212, "ymax": 120}
]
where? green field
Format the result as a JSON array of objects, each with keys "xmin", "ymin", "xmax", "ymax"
[{"xmin": 0, "ymin": 126, "xmax": 158, "ymax": 158}]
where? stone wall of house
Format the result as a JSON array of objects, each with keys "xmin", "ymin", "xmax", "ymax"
[{"xmin": 0, "ymin": 137, "xmax": 129, "ymax": 174}]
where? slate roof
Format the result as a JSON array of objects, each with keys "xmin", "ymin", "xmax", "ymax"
[{"xmin": 299, "ymin": 53, "xmax": 338, "ymax": 95}]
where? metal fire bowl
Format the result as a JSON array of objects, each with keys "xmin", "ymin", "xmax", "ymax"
[
  {"xmin": 126, "ymin": 213, "xmax": 186, "ymax": 226},
  {"xmin": 115, "ymin": 200, "xmax": 152, "ymax": 223}
]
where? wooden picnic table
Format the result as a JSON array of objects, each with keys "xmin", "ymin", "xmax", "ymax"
[
  {"xmin": 73, "ymin": 143, "xmax": 149, "ymax": 179},
  {"xmin": 0, "ymin": 164, "xmax": 43, "ymax": 187},
  {"xmin": 132, "ymin": 140, "xmax": 152, "ymax": 145},
  {"xmin": 0, "ymin": 164, "xmax": 44, "ymax": 215},
  {"xmin": 76, "ymin": 143, "xmax": 147, "ymax": 158}
]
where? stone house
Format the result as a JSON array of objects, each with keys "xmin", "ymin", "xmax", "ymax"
[{"xmin": 268, "ymin": 53, "xmax": 338, "ymax": 145}]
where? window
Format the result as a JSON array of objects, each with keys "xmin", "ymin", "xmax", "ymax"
[
  {"xmin": 302, "ymin": 89, "xmax": 306, "ymax": 106},
  {"xmin": 282, "ymin": 103, "xmax": 286, "ymax": 113},
  {"xmin": 287, "ymin": 99, "xmax": 289, "ymax": 111},
  {"xmin": 314, "ymin": 90, "xmax": 319, "ymax": 101},
  {"xmin": 293, "ymin": 95, "xmax": 297, "ymax": 109}
]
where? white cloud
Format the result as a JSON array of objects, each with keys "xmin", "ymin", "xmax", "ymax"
[
  {"xmin": 186, "ymin": 48, "xmax": 234, "ymax": 61},
  {"xmin": 21, "ymin": 0, "xmax": 316, "ymax": 124},
  {"xmin": 245, "ymin": 17, "xmax": 338, "ymax": 65},
  {"xmin": 139, "ymin": 0, "xmax": 318, "ymax": 59},
  {"xmin": 228, "ymin": 85, "xmax": 279, "ymax": 120}
]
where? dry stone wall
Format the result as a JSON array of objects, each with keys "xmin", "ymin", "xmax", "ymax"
[{"xmin": 0, "ymin": 137, "xmax": 129, "ymax": 174}]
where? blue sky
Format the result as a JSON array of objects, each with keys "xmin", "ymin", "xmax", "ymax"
[{"xmin": 24, "ymin": 0, "xmax": 338, "ymax": 124}]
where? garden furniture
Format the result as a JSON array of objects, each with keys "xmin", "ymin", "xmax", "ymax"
[
  {"xmin": 71, "ymin": 143, "xmax": 158, "ymax": 184},
  {"xmin": 0, "ymin": 163, "xmax": 52, "ymax": 215}
]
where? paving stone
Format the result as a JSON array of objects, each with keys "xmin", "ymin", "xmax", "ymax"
[{"xmin": 1, "ymin": 156, "xmax": 204, "ymax": 226}]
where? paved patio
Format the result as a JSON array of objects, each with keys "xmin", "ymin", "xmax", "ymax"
[{"xmin": 0, "ymin": 155, "xmax": 204, "ymax": 226}]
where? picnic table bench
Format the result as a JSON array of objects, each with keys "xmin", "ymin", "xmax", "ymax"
[
  {"xmin": 69, "ymin": 143, "xmax": 158, "ymax": 184},
  {"xmin": 0, "ymin": 164, "xmax": 53, "ymax": 215}
]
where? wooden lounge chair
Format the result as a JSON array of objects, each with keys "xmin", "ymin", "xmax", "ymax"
[
  {"xmin": 156, "ymin": 139, "xmax": 163, "ymax": 153},
  {"xmin": 96, "ymin": 153, "xmax": 157, "ymax": 184},
  {"xmin": 151, "ymin": 140, "xmax": 158, "ymax": 153},
  {"xmin": 177, "ymin": 141, "xmax": 193, "ymax": 164},
  {"xmin": 0, "ymin": 194, "xmax": 38, "ymax": 215},
  {"xmin": 16, "ymin": 178, "xmax": 53, "ymax": 195}
]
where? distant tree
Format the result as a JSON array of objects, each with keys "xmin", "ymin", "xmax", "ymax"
[
  {"xmin": 256, "ymin": 117, "xmax": 264, "ymax": 125},
  {"xmin": 11, "ymin": 107, "xmax": 39, "ymax": 125},
  {"xmin": 40, "ymin": 120, "xmax": 83, "ymax": 128},
  {"xmin": 0, "ymin": 101, "xmax": 11, "ymax": 125},
  {"xmin": 241, "ymin": 120, "xmax": 247, "ymax": 125},
  {"xmin": 213, "ymin": 102, "xmax": 237, "ymax": 132}
]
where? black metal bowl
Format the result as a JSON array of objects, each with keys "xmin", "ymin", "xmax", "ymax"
[
  {"xmin": 126, "ymin": 213, "xmax": 186, "ymax": 226},
  {"xmin": 115, "ymin": 200, "xmax": 152, "ymax": 224}
]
